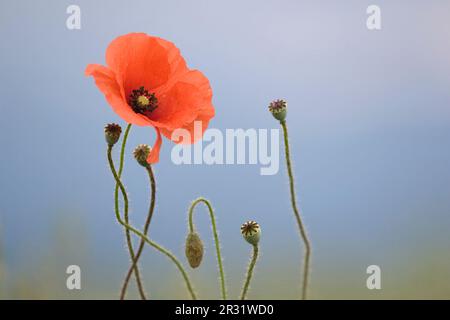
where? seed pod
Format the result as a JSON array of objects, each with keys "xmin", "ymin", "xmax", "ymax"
[
  {"xmin": 241, "ymin": 220, "xmax": 261, "ymax": 245},
  {"xmin": 268, "ymin": 99, "xmax": 287, "ymax": 122},
  {"xmin": 104, "ymin": 123, "xmax": 122, "ymax": 146},
  {"xmin": 133, "ymin": 144, "xmax": 151, "ymax": 167},
  {"xmin": 185, "ymin": 232, "xmax": 204, "ymax": 268}
]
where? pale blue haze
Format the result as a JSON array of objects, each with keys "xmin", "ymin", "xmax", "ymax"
[{"xmin": 0, "ymin": 1, "xmax": 449, "ymax": 298}]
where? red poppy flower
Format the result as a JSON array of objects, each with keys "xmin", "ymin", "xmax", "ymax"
[{"xmin": 85, "ymin": 33, "xmax": 215, "ymax": 163}]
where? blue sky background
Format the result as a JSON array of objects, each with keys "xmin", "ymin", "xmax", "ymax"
[{"xmin": 0, "ymin": 0, "xmax": 449, "ymax": 299}]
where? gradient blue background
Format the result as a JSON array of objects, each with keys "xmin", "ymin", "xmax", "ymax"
[{"xmin": 0, "ymin": 0, "xmax": 449, "ymax": 299}]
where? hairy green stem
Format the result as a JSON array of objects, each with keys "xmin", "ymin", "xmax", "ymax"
[
  {"xmin": 108, "ymin": 146, "xmax": 197, "ymax": 300},
  {"xmin": 188, "ymin": 198, "xmax": 227, "ymax": 300},
  {"xmin": 240, "ymin": 244, "xmax": 259, "ymax": 300},
  {"xmin": 121, "ymin": 165, "xmax": 157, "ymax": 298},
  {"xmin": 113, "ymin": 124, "xmax": 146, "ymax": 300},
  {"xmin": 280, "ymin": 120, "xmax": 312, "ymax": 300}
]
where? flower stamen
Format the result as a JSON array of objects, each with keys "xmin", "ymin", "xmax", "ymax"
[{"xmin": 129, "ymin": 86, "xmax": 158, "ymax": 114}]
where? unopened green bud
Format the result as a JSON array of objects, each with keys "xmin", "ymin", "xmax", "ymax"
[
  {"xmin": 241, "ymin": 220, "xmax": 261, "ymax": 245},
  {"xmin": 268, "ymin": 99, "xmax": 287, "ymax": 122},
  {"xmin": 133, "ymin": 144, "xmax": 151, "ymax": 167},
  {"xmin": 104, "ymin": 123, "xmax": 122, "ymax": 146},
  {"xmin": 185, "ymin": 232, "xmax": 204, "ymax": 268}
]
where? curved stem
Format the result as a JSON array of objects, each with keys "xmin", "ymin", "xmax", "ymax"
[
  {"xmin": 121, "ymin": 165, "xmax": 157, "ymax": 298},
  {"xmin": 280, "ymin": 120, "xmax": 312, "ymax": 300},
  {"xmin": 113, "ymin": 124, "xmax": 147, "ymax": 300},
  {"xmin": 108, "ymin": 146, "xmax": 197, "ymax": 300},
  {"xmin": 240, "ymin": 244, "xmax": 259, "ymax": 300},
  {"xmin": 188, "ymin": 198, "xmax": 227, "ymax": 300},
  {"xmin": 117, "ymin": 124, "xmax": 132, "ymax": 178}
]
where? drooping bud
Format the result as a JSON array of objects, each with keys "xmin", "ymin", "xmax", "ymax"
[
  {"xmin": 133, "ymin": 144, "xmax": 151, "ymax": 167},
  {"xmin": 241, "ymin": 220, "xmax": 261, "ymax": 245},
  {"xmin": 268, "ymin": 99, "xmax": 287, "ymax": 122},
  {"xmin": 104, "ymin": 123, "xmax": 122, "ymax": 146},
  {"xmin": 185, "ymin": 232, "xmax": 204, "ymax": 268}
]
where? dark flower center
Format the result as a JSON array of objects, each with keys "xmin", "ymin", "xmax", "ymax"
[
  {"xmin": 268, "ymin": 99, "xmax": 286, "ymax": 112},
  {"xmin": 241, "ymin": 221, "xmax": 259, "ymax": 236},
  {"xmin": 129, "ymin": 86, "xmax": 158, "ymax": 114}
]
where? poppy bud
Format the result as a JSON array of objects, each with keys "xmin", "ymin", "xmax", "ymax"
[
  {"xmin": 241, "ymin": 221, "xmax": 261, "ymax": 246},
  {"xmin": 104, "ymin": 123, "xmax": 122, "ymax": 146},
  {"xmin": 268, "ymin": 99, "xmax": 287, "ymax": 122},
  {"xmin": 133, "ymin": 144, "xmax": 151, "ymax": 167},
  {"xmin": 185, "ymin": 232, "xmax": 204, "ymax": 268}
]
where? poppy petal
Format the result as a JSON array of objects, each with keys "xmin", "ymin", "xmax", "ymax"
[
  {"xmin": 85, "ymin": 64, "xmax": 152, "ymax": 126},
  {"xmin": 105, "ymin": 33, "xmax": 188, "ymax": 97},
  {"xmin": 160, "ymin": 105, "xmax": 214, "ymax": 144},
  {"xmin": 151, "ymin": 70, "xmax": 214, "ymax": 130},
  {"xmin": 146, "ymin": 127, "xmax": 163, "ymax": 164}
]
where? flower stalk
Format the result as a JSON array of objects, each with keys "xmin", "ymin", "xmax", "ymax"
[
  {"xmin": 240, "ymin": 221, "xmax": 261, "ymax": 300},
  {"xmin": 107, "ymin": 144, "xmax": 197, "ymax": 300},
  {"xmin": 240, "ymin": 244, "xmax": 259, "ymax": 300},
  {"xmin": 280, "ymin": 118, "xmax": 312, "ymax": 300},
  {"xmin": 110, "ymin": 124, "xmax": 146, "ymax": 300},
  {"xmin": 121, "ymin": 160, "xmax": 157, "ymax": 299},
  {"xmin": 187, "ymin": 198, "xmax": 227, "ymax": 300}
]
